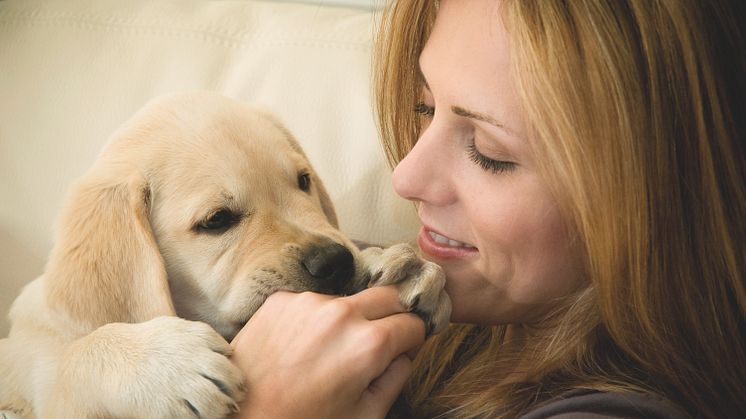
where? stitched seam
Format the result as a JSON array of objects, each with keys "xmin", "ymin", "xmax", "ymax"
[
  {"xmin": 0, "ymin": 9, "xmax": 371, "ymax": 51},
  {"xmin": 0, "ymin": 8, "xmax": 370, "ymax": 39}
]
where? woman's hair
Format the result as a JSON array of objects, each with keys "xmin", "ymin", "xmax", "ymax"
[{"xmin": 373, "ymin": 1, "xmax": 745, "ymax": 418}]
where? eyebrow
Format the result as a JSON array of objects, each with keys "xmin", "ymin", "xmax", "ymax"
[
  {"xmin": 452, "ymin": 105, "xmax": 514, "ymax": 133},
  {"xmin": 418, "ymin": 64, "xmax": 516, "ymax": 135}
]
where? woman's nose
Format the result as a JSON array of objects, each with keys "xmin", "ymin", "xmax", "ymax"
[{"xmin": 391, "ymin": 129, "xmax": 455, "ymax": 206}]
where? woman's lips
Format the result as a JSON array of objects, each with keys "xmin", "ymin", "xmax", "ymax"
[{"xmin": 417, "ymin": 226, "xmax": 478, "ymax": 260}]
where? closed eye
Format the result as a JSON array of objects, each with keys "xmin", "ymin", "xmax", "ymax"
[
  {"xmin": 195, "ymin": 209, "xmax": 242, "ymax": 233},
  {"xmin": 415, "ymin": 101, "xmax": 435, "ymax": 118},
  {"xmin": 415, "ymin": 101, "xmax": 516, "ymax": 175},
  {"xmin": 466, "ymin": 142, "xmax": 516, "ymax": 174}
]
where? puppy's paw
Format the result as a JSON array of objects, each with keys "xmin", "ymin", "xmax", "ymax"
[
  {"xmin": 60, "ymin": 316, "xmax": 245, "ymax": 419},
  {"xmin": 361, "ymin": 244, "xmax": 451, "ymax": 335}
]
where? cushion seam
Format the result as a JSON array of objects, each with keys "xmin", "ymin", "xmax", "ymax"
[{"xmin": 0, "ymin": 10, "xmax": 371, "ymax": 51}]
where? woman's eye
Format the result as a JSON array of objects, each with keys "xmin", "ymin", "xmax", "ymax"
[
  {"xmin": 198, "ymin": 209, "xmax": 239, "ymax": 232},
  {"xmin": 414, "ymin": 101, "xmax": 435, "ymax": 118},
  {"xmin": 466, "ymin": 142, "xmax": 516, "ymax": 174},
  {"xmin": 298, "ymin": 172, "xmax": 311, "ymax": 192}
]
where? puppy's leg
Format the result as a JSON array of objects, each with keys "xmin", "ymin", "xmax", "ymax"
[
  {"xmin": 44, "ymin": 316, "xmax": 246, "ymax": 419},
  {"xmin": 0, "ymin": 339, "xmax": 32, "ymax": 419},
  {"xmin": 356, "ymin": 244, "xmax": 451, "ymax": 335}
]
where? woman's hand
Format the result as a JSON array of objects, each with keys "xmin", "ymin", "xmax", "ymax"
[{"xmin": 230, "ymin": 286, "xmax": 426, "ymax": 419}]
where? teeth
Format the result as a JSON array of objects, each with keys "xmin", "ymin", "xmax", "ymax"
[{"xmin": 429, "ymin": 231, "xmax": 472, "ymax": 248}]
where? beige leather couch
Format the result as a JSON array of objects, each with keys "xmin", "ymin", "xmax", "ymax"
[{"xmin": 0, "ymin": 0, "xmax": 419, "ymax": 337}]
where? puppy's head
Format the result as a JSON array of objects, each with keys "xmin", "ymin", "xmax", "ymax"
[{"xmin": 46, "ymin": 92, "xmax": 358, "ymax": 339}]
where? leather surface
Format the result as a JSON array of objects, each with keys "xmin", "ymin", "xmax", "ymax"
[{"xmin": 0, "ymin": 0, "xmax": 419, "ymax": 336}]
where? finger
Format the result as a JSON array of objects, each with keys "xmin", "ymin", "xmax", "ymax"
[
  {"xmin": 366, "ymin": 312, "xmax": 425, "ymax": 377},
  {"xmin": 340, "ymin": 285, "xmax": 406, "ymax": 320},
  {"xmin": 405, "ymin": 341, "xmax": 424, "ymax": 360},
  {"xmin": 361, "ymin": 354, "xmax": 413, "ymax": 418},
  {"xmin": 230, "ymin": 290, "xmax": 300, "ymax": 347}
]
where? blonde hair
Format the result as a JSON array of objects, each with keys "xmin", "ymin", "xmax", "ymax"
[{"xmin": 374, "ymin": 1, "xmax": 745, "ymax": 418}]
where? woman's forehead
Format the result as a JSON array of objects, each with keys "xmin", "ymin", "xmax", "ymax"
[{"xmin": 421, "ymin": 0, "xmax": 527, "ymax": 142}]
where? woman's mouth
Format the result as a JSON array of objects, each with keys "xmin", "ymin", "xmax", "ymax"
[
  {"xmin": 418, "ymin": 226, "xmax": 478, "ymax": 260},
  {"xmin": 428, "ymin": 230, "xmax": 472, "ymax": 247}
]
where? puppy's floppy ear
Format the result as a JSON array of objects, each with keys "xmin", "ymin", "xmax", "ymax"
[
  {"xmin": 313, "ymin": 177, "xmax": 339, "ymax": 229},
  {"xmin": 286, "ymin": 135, "xmax": 339, "ymax": 227},
  {"xmin": 44, "ymin": 171, "xmax": 174, "ymax": 331}
]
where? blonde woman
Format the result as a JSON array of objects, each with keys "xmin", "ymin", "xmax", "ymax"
[{"xmin": 231, "ymin": 0, "xmax": 744, "ymax": 418}]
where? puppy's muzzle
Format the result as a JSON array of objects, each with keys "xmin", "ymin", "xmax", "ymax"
[{"xmin": 301, "ymin": 241, "xmax": 354, "ymax": 294}]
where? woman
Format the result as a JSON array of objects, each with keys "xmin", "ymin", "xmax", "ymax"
[{"xmin": 232, "ymin": 0, "xmax": 744, "ymax": 417}]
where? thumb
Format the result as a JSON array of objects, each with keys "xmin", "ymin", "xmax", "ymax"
[{"xmin": 360, "ymin": 354, "xmax": 414, "ymax": 418}]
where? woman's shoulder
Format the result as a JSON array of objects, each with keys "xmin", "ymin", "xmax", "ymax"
[{"xmin": 519, "ymin": 389, "xmax": 690, "ymax": 419}]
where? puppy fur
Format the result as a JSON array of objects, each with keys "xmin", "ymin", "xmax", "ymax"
[{"xmin": 0, "ymin": 92, "xmax": 450, "ymax": 418}]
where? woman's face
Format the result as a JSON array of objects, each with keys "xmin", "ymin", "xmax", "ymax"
[{"xmin": 392, "ymin": 0, "xmax": 583, "ymax": 325}]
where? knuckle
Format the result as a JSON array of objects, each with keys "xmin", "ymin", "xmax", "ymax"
[
  {"xmin": 362, "ymin": 325, "xmax": 392, "ymax": 353},
  {"xmin": 296, "ymin": 290, "xmax": 328, "ymax": 306},
  {"xmin": 325, "ymin": 299, "xmax": 356, "ymax": 321}
]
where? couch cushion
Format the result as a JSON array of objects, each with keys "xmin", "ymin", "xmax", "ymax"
[{"xmin": 0, "ymin": 0, "xmax": 419, "ymax": 336}]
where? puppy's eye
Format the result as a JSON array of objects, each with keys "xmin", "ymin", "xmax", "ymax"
[
  {"xmin": 298, "ymin": 172, "xmax": 311, "ymax": 192},
  {"xmin": 197, "ymin": 209, "xmax": 240, "ymax": 232}
]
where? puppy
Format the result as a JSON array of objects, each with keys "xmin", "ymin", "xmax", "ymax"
[{"xmin": 0, "ymin": 92, "xmax": 450, "ymax": 418}]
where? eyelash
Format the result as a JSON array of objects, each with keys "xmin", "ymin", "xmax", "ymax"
[
  {"xmin": 414, "ymin": 101, "xmax": 516, "ymax": 174},
  {"xmin": 465, "ymin": 143, "xmax": 516, "ymax": 174},
  {"xmin": 414, "ymin": 101, "xmax": 435, "ymax": 117}
]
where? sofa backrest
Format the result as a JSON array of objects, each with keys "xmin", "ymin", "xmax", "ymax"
[{"xmin": 0, "ymin": 0, "xmax": 419, "ymax": 336}]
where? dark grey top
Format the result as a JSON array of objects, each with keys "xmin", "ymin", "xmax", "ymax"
[{"xmin": 519, "ymin": 390, "xmax": 690, "ymax": 419}]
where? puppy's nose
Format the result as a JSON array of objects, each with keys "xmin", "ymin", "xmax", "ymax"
[{"xmin": 301, "ymin": 242, "xmax": 354, "ymax": 293}]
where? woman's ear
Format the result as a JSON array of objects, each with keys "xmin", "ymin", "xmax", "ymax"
[{"xmin": 44, "ymin": 171, "xmax": 175, "ymax": 331}]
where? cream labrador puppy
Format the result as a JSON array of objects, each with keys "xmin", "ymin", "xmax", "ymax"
[{"xmin": 0, "ymin": 92, "xmax": 450, "ymax": 419}]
